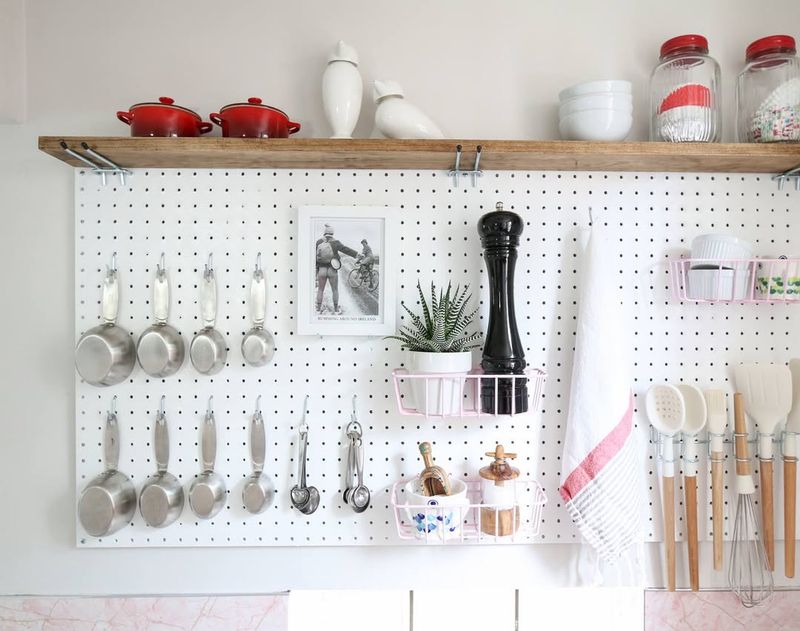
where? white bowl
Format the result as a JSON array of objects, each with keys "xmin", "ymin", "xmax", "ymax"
[
  {"xmin": 688, "ymin": 268, "xmax": 751, "ymax": 301},
  {"xmin": 690, "ymin": 234, "xmax": 754, "ymax": 270},
  {"xmin": 559, "ymin": 109, "xmax": 632, "ymax": 141},
  {"xmin": 559, "ymin": 80, "xmax": 632, "ymax": 102},
  {"xmin": 403, "ymin": 477, "xmax": 470, "ymax": 541},
  {"xmin": 559, "ymin": 95, "xmax": 633, "ymax": 118}
]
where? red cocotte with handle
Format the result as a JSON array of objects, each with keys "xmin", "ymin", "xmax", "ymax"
[
  {"xmin": 210, "ymin": 98, "xmax": 301, "ymax": 138},
  {"xmin": 117, "ymin": 97, "xmax": 213, "ymax": 137}
]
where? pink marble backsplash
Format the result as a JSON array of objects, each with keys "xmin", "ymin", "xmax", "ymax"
[
  {"xmin": 0, "ymin": 594, "xmax": 288, "ymax": 630},
  {"xmin": 645, "ymin": 590, "xmax": 800, "ymax": 631}
]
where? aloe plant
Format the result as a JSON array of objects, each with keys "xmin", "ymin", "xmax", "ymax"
[{"xmin": 386, "ymin": 281, "xmax": 482, "ymax": 352}]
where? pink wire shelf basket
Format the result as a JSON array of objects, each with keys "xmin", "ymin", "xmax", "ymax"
[
  {"xmin": 391, "ymin": 368, "xmax": 546, "ymax": 418},
  {"xmin": 670, "ymin": 258, "xmax": 800, "ymax": 304},
  {"xmin": 390, "ymin": 478, "xmax": 547, "ymax": 544}
]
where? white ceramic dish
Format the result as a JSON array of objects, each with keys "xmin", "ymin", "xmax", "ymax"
[
  {"xmin": 690, "ymin": 234, "xmax": 754, "ymax": 271},
  {"xmin": 687, "ymin": 268, "xmax": 751, "ymax": 301},
  {"xmin": 403, "ymin": 477, "xmax": 470, "ymax": 541},
  {"xmin": 559, "ymin": 95, "xmax": 632, "ymax": 118},
  {"xmin": 558, "ymin": 80, "xmax": 632, "ymax": 102},
  {"xmin": 558, "ymin": 109, "xmax": 632, "ymax": 141}
]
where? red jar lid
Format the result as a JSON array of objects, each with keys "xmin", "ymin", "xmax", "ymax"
[
  {"xmin": 660, "ymin": 34, "xmax": 709, "ymax": 59},
  {"xmin": 746, "ymin": 35, "xmax": 796, "ymax": 62}
]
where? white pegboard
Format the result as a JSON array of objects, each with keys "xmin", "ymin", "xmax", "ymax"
[{"xmin": 74, "ymin": 168, "xmax": 799, "ymax": 548}]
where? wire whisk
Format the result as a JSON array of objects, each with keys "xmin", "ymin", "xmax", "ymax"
[{"xmin": 728, "ymin": 393, "xmax": 773, "ymax": 608}]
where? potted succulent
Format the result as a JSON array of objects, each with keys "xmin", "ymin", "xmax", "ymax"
[{"xmin": 387, "ymin": 281, "xmax": 482, "ymax": 415}]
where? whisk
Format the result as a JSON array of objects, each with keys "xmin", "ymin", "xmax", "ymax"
[{"xmin": 728, "ymin": 392, "xmax": 773, "ymax": 607}]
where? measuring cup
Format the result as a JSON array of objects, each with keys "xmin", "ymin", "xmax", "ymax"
[
  {"xmin": 188, "ymin": 397, "xmax": 227, "ymax": 519},
  {"xmin": 242, "ymin": 254, "xmax": 275, "ymax": 367},
  {"xmin": 242, "ymin": 396, "xmax": 275, "ymax": 514},
  {"xmin": 190, "ymin": 255, "xmax": 227, "ymax": 375}
]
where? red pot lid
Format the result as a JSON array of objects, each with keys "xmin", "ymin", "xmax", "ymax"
[
  {"xmin": 660, "ymin": 34, "xmax": 709, "ymax": 59},
  {"xmin": 746, "ymin": 35, "xmax": 796, "ymax": 62},
  {"xmin": 128, "ymin": 96, "xmax": 202, "ymax": 120},
  {"xmin": 219, "ymin": 97, "xmax": 289, "ymax": 118}
]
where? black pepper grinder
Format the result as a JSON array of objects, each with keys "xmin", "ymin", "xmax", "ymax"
[{"xmin": 477, "ymin": 202, "xmax": 527, "ymax": 414}]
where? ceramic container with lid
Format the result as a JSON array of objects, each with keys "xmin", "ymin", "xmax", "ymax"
[
  {"xmin": 322, "ymin": 40, "xmax": 363, "ymax": 139},
  {"xmin": 479, "ymin": 444, "xmax": 520, "ymax": 536},
  {"xmin": 210, "ymin": 98, "xmax": 300, "ymax": 138},
  {"xmin": 737, "ymin": 35, "xmax": 800, "ymax": 142},
  {"xmin": 650, "ymin": 35, "xmax": 721, "ymax": 142},
  {"xmin": 117, "ymin": 97, "xmax": 213, "ymax": 137}
]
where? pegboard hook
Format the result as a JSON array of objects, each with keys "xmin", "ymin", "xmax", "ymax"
[
  {"xmin": 254, "ymin": 252, "xmax": 262, "ymax": 273},
  {"xmin": 588, "ymin": 207, "xmax": 594, "ymax": 226},
  {"xmin": 772, "ymin": 162, "xmax": 800, "ymax": 191},
  {"xmin": 351, "ymin": 394, "xmax": 358, "ymax": 423},
  {"xmin": 157, "ymin": 252, "xmax": 166, "ymax": 279},
  {"xmin": 108, "ymin": 395, "xmax": 117, "ymax": 417},
  {"xmin": 206, "ymin": 395, "xmax": 214, "ymax": 417},
  {"xmin": 204, "ymin": 253, "xmax": 214, "ymax": 280},
  {"xmin": 106, "ymin": 252, "xmax": 118, "ymax": 276},
  {"xmin": 255, "ymin": 394, "xmax": 261, "ymax": 414},
  {"xmin": 158, "ymin": 395, "xmax": 166, "ymax": 418}
]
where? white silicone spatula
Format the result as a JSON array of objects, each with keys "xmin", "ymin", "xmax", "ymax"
[
  {"xmin": 704, "ymin": 389, "xmax": 728, "ymax": 572},
  {"xmin": 647, "ymin": 384, "xmax": 686, "ymax": 592},
  {"xmin": 734, "ymin": 363, "xmax": 794, "ymax": 571},
  {"xmin": 678, "ymin": 384, "xmax": 707, "ymax": 592},
  {"xmin": 785, "ymin": 359, "xmax": 800, "ymax": 578}
]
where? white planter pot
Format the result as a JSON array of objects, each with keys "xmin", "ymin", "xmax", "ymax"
[
  {"xmin": 322, "ymin": 41, "xmax": 363, "ymax": 139},
  {"xmin": 408, "ymin": 350, "xmax": 472, "ymax": 416}
]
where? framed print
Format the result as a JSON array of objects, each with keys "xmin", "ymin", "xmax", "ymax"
[{"xmin": 297, "ymin": 206, "xmax": 397, "ymax": 336}]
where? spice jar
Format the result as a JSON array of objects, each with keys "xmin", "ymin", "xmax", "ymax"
[
  {"xmin": 650, "ymin": 34, "xmax": 721, "ymax": 142},
  {"xmin": 737, "ymin": 35, "xmax": 800, "ymax": 142},
  {"xmin": 479, "ymin": 444, "xmax": 520, "ymax": 536}
]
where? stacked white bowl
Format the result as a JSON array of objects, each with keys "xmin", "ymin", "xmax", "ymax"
[{"xmin": 558, "ymin": 80, "xmax": 633, "ymax": 141}]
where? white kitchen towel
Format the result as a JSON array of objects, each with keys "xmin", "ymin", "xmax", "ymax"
[{"xmin": 559, "ymin": 222, "xmax": 642, "ymax": 563}]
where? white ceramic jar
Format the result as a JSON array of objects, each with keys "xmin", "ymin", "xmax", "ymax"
[
  {"xmin": 322, "ymin": 41, "xmax": 363, "ymax": 139},
  {"xmin": 373, "ymin": 80, "xmax": 444, "ymax": 139}
]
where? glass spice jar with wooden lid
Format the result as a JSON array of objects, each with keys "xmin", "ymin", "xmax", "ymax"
[{"xmin": 479, "ymin": 444, "xmax": 520, "ymax": 536}]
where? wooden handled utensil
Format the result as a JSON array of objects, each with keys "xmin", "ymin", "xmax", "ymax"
[
  {"xmin": 704, "ymin": 389, "xmax": 728, "ymax": 572},
  {"xmin": 785, "ymin": 359, "xmax": 800, "ymax": 578},
  {"xmin": 678, "ymin": 384, "xmax": 706, "ymax": 591},
  {"xmin": 734, "ymin": 363, "xmax": 793, "ymax": 570},
  {"xmin": 418, "ymin": 442, "xmax": 451, "ymax": 496}
]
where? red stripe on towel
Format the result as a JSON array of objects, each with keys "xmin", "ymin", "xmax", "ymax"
[{"xmin": 559, "ymin": 392, "xmax": 634, "ymax": 502}]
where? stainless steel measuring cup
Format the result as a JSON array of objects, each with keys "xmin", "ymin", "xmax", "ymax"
[
  {"xmin": 78, "ymin": 397, "xmax": 137, "ymax": 537},
  {"xmin": 75, "ymin": 253, "xmax": 136, "ymax": 386},
  {"xmin": 190, "ymin": 255, "xmax": 227, "ymax": 375},
  {"xmin": 242, "ymin": 253, "xmax": 275, "ymax": 367},
  {"xmin": 188, "ymin": 397, "xmax": 227, "ymax": 519},
  {"xmin": 139, "ymin": 396, "xmax": 184, "ymax": 528},
  {"xmin": 242, "ymin": 396, "xmax": 275, "ymax": 514},
  {"xmin": 137, "ymin": 254, "xmax": 185, "ymax": 378}
]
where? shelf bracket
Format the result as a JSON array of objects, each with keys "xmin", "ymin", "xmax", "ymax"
[
  {"xmin": 772, "ymin": 161, "xmax": 800, "ymax": 191},
  {"xmin": 448, "ymin": 144, "xmax": 483, "ymax": 188},
  {"xmin": 59, "ymin": 140, "xmax": 131, "ymax": 186}
]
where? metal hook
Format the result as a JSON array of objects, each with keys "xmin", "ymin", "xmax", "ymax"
[
  {"xmin": 108, "ymin": 395, "xmax": 117, "ymax": 416},
  {"xmin": 351, "ymin": 394, "xmax": 358, "ymax": 422},
  {"xmin": 255, "ymin": 394, "xmax": 262, "ymax": 414},
  {"xmin": 80, "ymin": 142, "xmax": 129, "ymax": 186},
  {"xmin": 206, "ymin": 395, "xmax": 214, "ymax": 416},
  {"xmin": 471, "ymin": 145, "xmax": 483, "ymax": 187},
  {"xmin": 158, "ymin": 395, "xmax": 166, "ymax": 418},
  {"xmin": 588, "ymin": 207, "xmax": 594, "ymax": 226},
  {"xmin": 107, "ymin": 252, "xmax": 118, "ymax": 276},
  {"xmin": 255, "ymin": 252, "xmax": 262, "ymax": 273},
  {"xmin": 204, "ymin": 253, "xmax": 214, "ymax": 280},
  {"xmin": 448, "ymin": 144, "xmax": 463, "ymax": 188},
  {"xmin": 156, "ymin": 252, "xmax": 166, "ymax": 279}
]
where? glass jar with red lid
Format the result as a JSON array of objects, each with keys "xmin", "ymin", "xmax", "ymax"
[
  {"xmin": 650, "ymin": 34, "xmax": 721, "ymax": 142},
  {"xmin": 737, "ymin": 35, "xmax": 800, "ymax": 142}
]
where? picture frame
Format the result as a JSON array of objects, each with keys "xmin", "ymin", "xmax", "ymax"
[{"xmin": 297, "ymin": 206, "xmax": 397, "ymax": 336}]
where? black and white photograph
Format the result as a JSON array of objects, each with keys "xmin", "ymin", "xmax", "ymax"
[{"xmin": 297, "ymin": 206, "xmax": 396, "ymax": 336}]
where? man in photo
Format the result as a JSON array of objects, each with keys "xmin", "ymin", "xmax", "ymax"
[
  {"xmin": 356, "ymin": 238, "xmax": 375, "ymax": 290},
  {"xmin": 315, "ymin": 224, "xmax": 357, "ymax": 315}
]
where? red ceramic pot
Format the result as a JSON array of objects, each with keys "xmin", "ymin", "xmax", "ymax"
[
  {"xmin": 210, "ymin": 98, "xmax": 301, "ymax": 138},
  {"xmin": 117, "ymin": 97, "xmax": 213, "ymax": 137}
]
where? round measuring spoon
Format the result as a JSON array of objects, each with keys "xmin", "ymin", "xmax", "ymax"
[
  {"xmin": 349, "ymin": 437, "xmax": 370, "ymax": 513},
  {"xmin": 646, "ymin": 383, "xmax": 685, "ymax": 592},
  {"xmin": 290, "ymin": 397, "xmax": 319, "ymax": 515},
  {"xmin": 242, "ymin": 396, "xmax": 274, "ymax": 514}
]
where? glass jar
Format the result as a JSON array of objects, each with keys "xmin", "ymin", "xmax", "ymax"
[
  {"xmin": 650, "ymin": 34, "xmax": 721, "ymax": 142},
  {"xmin": 737, "ymin": 35, "xmax": 800, "ymax": 143}
]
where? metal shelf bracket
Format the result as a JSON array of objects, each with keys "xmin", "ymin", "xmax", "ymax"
[
  {"xmin": 448, "ymin": 144, "xmax": 483, "ymax": 188},
  {"xmin": 60, "ymin": 140, "xmax": 131, "ymax": 186},
  {"xmin": 772, "ymin": 161, "xmax": 800, "ymax": 191}
]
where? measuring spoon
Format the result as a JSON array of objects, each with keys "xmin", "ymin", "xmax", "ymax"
[
  {"xmin": 290, "ymin": 397, "xmax": 319, "ymax": 515},
  {"xmin": 242, "ymin": 396, "xmax": 274, "ymax": 514},
  {"xmin": 646, "ymin": 383, "xmax": 685, "ymax": 592}
]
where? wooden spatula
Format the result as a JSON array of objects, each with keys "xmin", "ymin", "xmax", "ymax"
[
  {"xmin": 734, "ymin": 363, "xmax": 794, "ymax": 570},
  {"xmin": 418, "ymin": 442, "xmax": 451, "ymax": 496},
  {"xmin": 785, "ymin": 359, "xmax": 800, "ymax": 578}
]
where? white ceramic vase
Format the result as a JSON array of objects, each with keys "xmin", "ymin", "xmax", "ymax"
[
  {"xmin": 373, "ymin": 80, "xmax": 444, "ymax": 139},
  {"xmin": 322, "ymin": 41, "xmax": 363, "ymax": 139},
  {"xmin": 408, "ymin": 350, "xmax": 472, "ymax": 416}
]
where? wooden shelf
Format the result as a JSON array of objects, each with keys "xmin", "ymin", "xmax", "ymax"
[{"xmin": 39, "ymin": 136, "xmax": 800, "ymax": 174}]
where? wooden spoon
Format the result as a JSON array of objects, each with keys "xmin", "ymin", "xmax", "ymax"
[{"xmin": 418, "ymin": 442, "xmax": 451, "ymax": 496}]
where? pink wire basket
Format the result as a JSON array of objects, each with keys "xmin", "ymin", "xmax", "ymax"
[
  {"xmin": 391, "ymin": 368, "xmax": 546, "ymax": 418},
  {"xmin": 670, "ymin": 258, "xmax": 800, "ymax": 304},
  {"xmin": 390, "ymin": 478, "xmax": 547, "ymax": 544}
]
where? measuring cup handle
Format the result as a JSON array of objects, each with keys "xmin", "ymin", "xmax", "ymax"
[
  {"xmin": 200, "ymin": 270, "xmax": 217, "ymax": 329},
  {"xmin": 154, "ymin": 413, "xmax": 170, "ymax": 473},
  {"xmin": 153, "ymin": 271, "xmax": 170, "ymax": 324},
  {"xmin": 202, "ymin": 412, "xmax": 217, "ymax": 472},
  {"xmin": 101, "ymin": 268, "xmax": 120, "ymax": 324},
  {"xmin": 251, "ymin": 411, "xmax": 265, "ymax": 473},
  {"xmin": 104, "ymin": 411, "xmax": 120, "ymax": 471},
  {"xmin": 250, "ymin": 271, "xmax": 266, "ymax": 328}
]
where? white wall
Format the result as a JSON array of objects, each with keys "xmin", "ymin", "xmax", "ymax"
[{"xmin": 1, "ymin": 0, "xmax": 799, "ymax": 596}]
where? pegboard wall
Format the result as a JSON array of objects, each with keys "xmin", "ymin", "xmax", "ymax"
[{"xmin": 75, "ymin": 168, "xmax": 799, "ymax": 548}]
